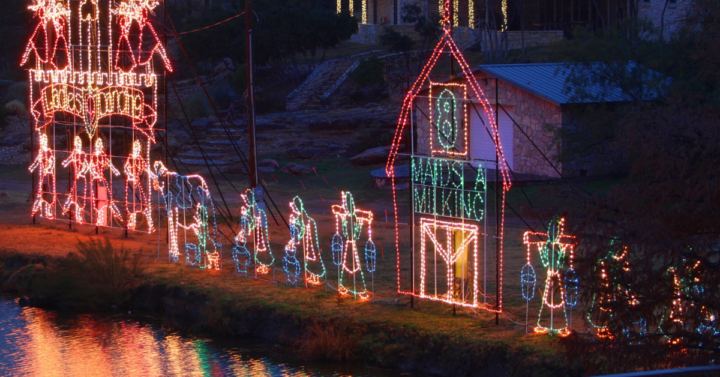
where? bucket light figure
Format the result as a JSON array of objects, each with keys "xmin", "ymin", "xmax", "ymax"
[
  {"xmin": 237, "ymin": 189, "xmax": 275, "ymax": 278},
  {"xmin": 331, "ymin": 192, "xmax": 376, "ymax": 300},
  {"xmin": 286, "ymin": 196, "xmax": 326, "ymax": 287},
  {"xmin": 387, "ymin": 0, "xmax": 510, "ymax": 313},
  {"xmin": 523, "ymin": 217, "xmax": 577, "ymax": 336}
]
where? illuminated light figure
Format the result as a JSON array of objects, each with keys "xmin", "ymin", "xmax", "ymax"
[
  {"xmin": 86, "ymin": 138, "xmax": 122, "ymax": 227},
  {"xmin": 662, "ymin": 259, "xmax": 705, "ymax": 337},
  {"xmin": 21, "ymin": 0, "xmax": 71, "ymax": 70},
  {"xmin": 61, "ymin": 136, "xmax": 89, "ymax": 224},
  {"xmin": 151, "ymin": 162, "xmax": 221, "ymax": 270},
  {"xmin": 112, "ymin": 0, "xmax": 172, "ymax": 72},
  {"xmin": 523, "ymin": 217, "xmax": 576, "ymax": 336},
  {"xmin": 287, "ymin": 197, "xmax": 326, "ymax": 287},
  {"xmin": 29, "ymin": 134, "xmax": 57, "ymax": 219},
  {"xmin": 331, "ymin": 191, "xmax": 375, "ymax": 300},
  {"xmin": 124, "ymin": 140, "xmax": 153, "ymax": 232},
  {"xmin": 238, "ymin": 189, "xmax": 274, "ymax": 276},
  {"xmin": 587, "ymin": 243, "xmax": 637, "ymax": 339},
  {"xmin": 388, "ymin": 0, "xmax": 510, "ymax": 314}
]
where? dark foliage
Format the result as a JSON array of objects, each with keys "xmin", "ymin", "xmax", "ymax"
[{"xmin": 536, "ymin": 1, "xmax": 720, "ymax": 372}]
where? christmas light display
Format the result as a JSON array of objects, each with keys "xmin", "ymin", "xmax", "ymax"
[
  {"xmin": 150, "ymin": 162, "xmax": 221, "ymax": 270},
  {"xmin": 125, "ymin": 140, "xmax": 153, "ymax": 231},
  {"xmin": 61, "ymin": 136, "xmax": 90, "ymax": 224},
  {"xmin": 286, "ymin": 196, "xmax": 327, "ymax": 286},
  {"xmin": 29, "ymin": 134, "xmax": 57, "ymax": 219},
  {"xmin": 387, "ymin": 0, "xmax": 509, "ymax": 313},
  {"xmin": 331, "ymin": 191, "xmax": 375, "ymax": 299},
  {"xmin": 523, "ymin": 217, "xmax": 576, "ymax": 335},
  {"xmin": 24, "ymin": 0, "xmax": 170, "ymax": 233},
  {"xmin": 86, "ymin": 138, "xmax": 123, "ymax": 227},
  {"xmin": 236, "ymin": 189, "xmax": 275, "ymax": 276},
  {"xmin": 587, "ymin": 242, "xmax": 636, "ymax": 339}
]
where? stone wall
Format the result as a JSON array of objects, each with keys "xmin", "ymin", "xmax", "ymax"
[{"xmin": 475, "ymin": 74, "xmax": 563, "ymax": 178}]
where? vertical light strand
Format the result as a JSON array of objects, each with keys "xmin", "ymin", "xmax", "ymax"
[
  {"xmin": 469, "ymin": 0, "xmax": 475, "ymax": 28},
  {"xmin": 362, "ymin": 0, "xmax": 367, "ymax": 24},
  {"xmin": 501, "ymin": 0, "xmax": 508, "ymax": 31}
]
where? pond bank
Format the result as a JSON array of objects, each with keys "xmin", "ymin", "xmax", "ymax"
[{"xmin": 0, "ymin": 249, "xmax": 581, "ymax": 377}]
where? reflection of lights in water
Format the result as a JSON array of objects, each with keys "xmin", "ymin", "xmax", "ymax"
[{"xmin": 0, "ymin": 299, "xmax": 358, "ymax": 376}]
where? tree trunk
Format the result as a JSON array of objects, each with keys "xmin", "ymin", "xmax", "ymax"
[{"xmin": 660, "ymin": 0, "xmax": 671, "ymax": 42}]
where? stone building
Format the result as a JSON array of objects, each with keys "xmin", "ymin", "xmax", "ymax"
[{"xmin": 415, "ymin": 62, "xmax": 663, "ymax": 178}]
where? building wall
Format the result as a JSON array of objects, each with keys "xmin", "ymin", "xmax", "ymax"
[
  {"xmin": 638, "ymin": 0, "xmax": 692, "ymax": 39},
  {"xmin": 474, "ymin": 74, "xmax": 563, "ymax": 178},
  {"xmin": 413, "ymin": 76, "xmax": 563, "ymax": 178}
]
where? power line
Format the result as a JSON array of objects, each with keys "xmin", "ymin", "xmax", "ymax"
[{"xmin": 178, "ymin": 11, "xmax": 246, "ymax": 35}]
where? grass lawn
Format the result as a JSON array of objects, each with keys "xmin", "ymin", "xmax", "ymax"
[{"xmin": 0, "ymin": 160, "xmax": 624, "ymax": 374}]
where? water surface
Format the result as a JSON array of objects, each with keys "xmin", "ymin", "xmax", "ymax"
[{"xmin": 0, "ymin": 299, "xmax": 390, "ymax": 376}]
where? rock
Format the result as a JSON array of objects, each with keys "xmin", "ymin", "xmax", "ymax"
[
  {"xmin": 281, "ymin": 162, "xmax": 315, "ymax": 175},
  {"xmin": 371, "ymin": 165, "xmax": 409, "ymax": 179},
  {"xmin": 0, "ymin": 192, "xmax": 9, "ymax": 199},
  {"xmin": 213, "ymin": 58, "xmax": 234, "ymax": 76},
  {"xmin": 258, "ymin": 167, "xmax": 276, "ymax": 173},
  {"xmin": 350, "ymin": 145, "xmax": 401, "ymax": 165},
  {"xmin": 258, "ymin": 159, "xmax": 279, "ymax": 169},
  {"xmin": 18, "ymin": 296, "xmax": 30, "ymax": 307},
  {"xmin": 371, "ymin": 165, "xmax": 410, "ymax": 188}
]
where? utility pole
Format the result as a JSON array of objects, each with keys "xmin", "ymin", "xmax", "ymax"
[{"xmin": 246, "ymin": 0, "xmax": 258, "ymax": 189}]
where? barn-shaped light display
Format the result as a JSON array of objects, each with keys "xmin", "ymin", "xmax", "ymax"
[{"xmin": 386, "ymin": 0, "xmax": 511, "ymax": 313}]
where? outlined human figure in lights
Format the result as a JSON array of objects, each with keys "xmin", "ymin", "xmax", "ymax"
[
  {"xmin": 331, "ymin": 191, "xmax": 375, "ymax": 300},
  {"xmin": 21, "ymin": 0, "xmax": 71, "ymax": 70},
  {"xmin": 112, "ymin": 0, "xmax": 172, "ymax": 72},
  {"xmin": 29, "ymin": 134, "xmax": 57, "ymax": 219},
  {"xmin": 237, "ymin": 189, "xmax": 274, "ymax": 276},
  {"xmin": 286, "ymin": 196, "xmax": 326, "ymax": 287},
  {"xmin": 523, "ymin": 217, "xmax": 577, "ymax": 335},
  {"xmin": 124, "ymin": 140, "xmax": 153, "ymax": 231},
  {"xmin": 61, "ymin": 136, "xmax": 89, "ymax": 224},
  {"xmin": 86, "ymin": 138, "xmax": 122, "ymax": 227}
]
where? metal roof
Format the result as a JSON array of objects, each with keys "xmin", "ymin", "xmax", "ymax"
[{"xmin": 475, "ymin": 62, "xmax": 666, "ymax": 106}]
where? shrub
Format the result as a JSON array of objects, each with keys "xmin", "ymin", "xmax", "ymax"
[
  {"xmin": 44, "ymin": 238, "xmax": 147, "ymax": 308},
  {"xmin": 296, "ymin": 318, "xmax": 364, "ymax": 362},
  {"xmin": 379, "ymin": 27, "xmax": 415, "ymax": 53},
  {"xmin": 5, "ymin": 99, "xmax": 26, "ymax": 115}
]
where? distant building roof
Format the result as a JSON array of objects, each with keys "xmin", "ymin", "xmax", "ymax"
[{"xmin": 475, "ymin": 62, "xmax": 666, "ymax": 106}]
